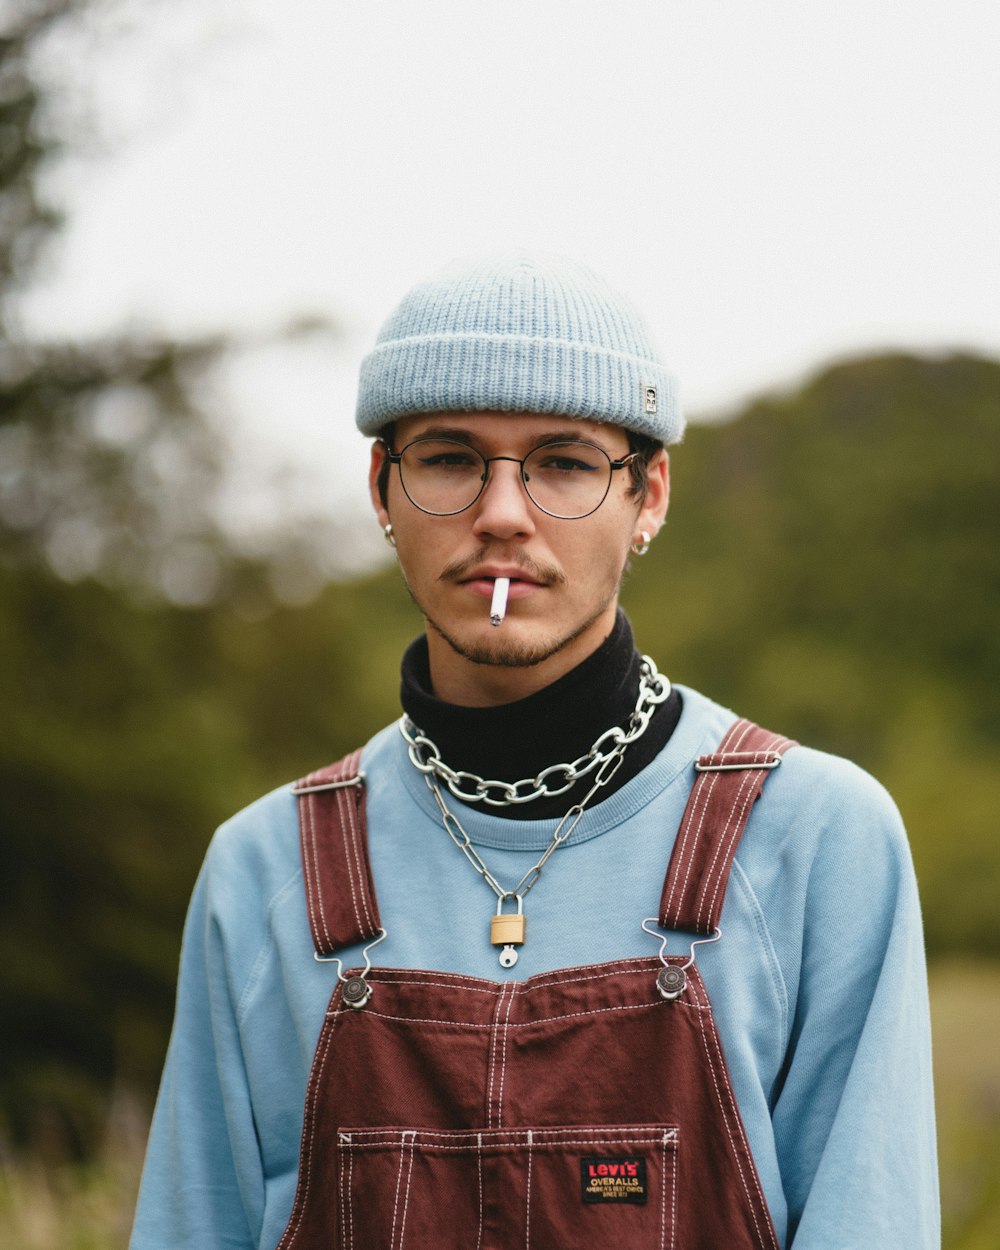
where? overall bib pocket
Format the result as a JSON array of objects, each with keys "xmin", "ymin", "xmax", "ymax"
[{"xmin": 336, "ymin": 1124, "xmax": 679, "ymax": 1250}]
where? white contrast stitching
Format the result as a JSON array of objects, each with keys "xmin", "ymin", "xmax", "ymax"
[
  {"xmin": 340, "ymin": 752, "xmax": 378, "ymax": 937},
  {"xmin": 660, "ymin": 1130, "xmax": 667, "ymax": 1250},
  {"xmin": 698, "ymin": 749, "xmax": 783, "ymax": 767},
  {"xmin": 697, "ymin": 764, "xmax": 759, "ymax": 931},
  {"xmin": 375, "ymin": 967, "xmax": 501, "ymax": 988},
  {"xmin": 304, "ymin": 790, "xmax": 333, "ymax": 953},
  {"xmin": 476, "ymin": 1132, "xmax": 484, "ymax": 1250},
  {"xmin": 666, "ymin": 718, "xmax": 759, "ymax": 929},
  {"xmin": 339, "ymin": 1136, "xmax": 349, "ymax": 1250},
  {"xmin": 331, "ymin": 991, "xmax": 711, "ymax": 1027},
  {"xmin": 726, "ymin": 719, "xmax": 754, "ymax": 750},
  {"xmin": 346, "ymin": 1136, "xmax": 355, "ymax": 1250},
  {"xmin": 695, "ymin": 996, "xmax": 775, "ymax": 1250},
  {"xmin": 374, "ymin": 958, "xmax": 660, "ymax": 996},
  {"xmin": 486, "ymin": 982, "xmax": 509, "ymax": 1129},
  {"xmin": 334, "ymin": 781, "xmax": 365, "ymax": 939},
  {"xmin": 704, "ymin": 1008, "xmax": 777, "ymax": 1249},
  {"xmin": 373, "ymin": 978, "xmax": 500, "ymax": 995},
  {"xmin": 525, "ymin": 1129, "xmax": 533, "ymax": 1250},
  {"xmin": 495, "ymin": 983, "xmax": 517, "ymax": 1128},
  {"xmin": 662, "ymin": 763, "xmax": 710, "ymax": 921},
  {"xmin": 276, "ymin": 1007, "xmax": 342, "ymax": 1249},
  {"xmin": 389, "ymin": 1130, "xmax": 408, "ymax": 1250},
  {"xmin": 667, "ymin": 766, "xmax": 719, "ymax": 926},
  {"xmin": 341, "ymin": 1127, "xmax": 677, "ymax": 1149},
  {"xmin": 396, "ymin": 1131, "xmax": 416, "ymax": 1250},
  {"xmin": 698, "ymin": 761, "xmax": 758, "ymax": 920},
  {"xmin": 698, "ymin": 731, "xmax": 791, "ymax": 931},
  {"xmin": 343, "ymin": 1126, "xmax": 675, "ymax": 1139},
  {"xmin": 357, "ymin": 998, "xmax": 694, "ymax": 1030}
]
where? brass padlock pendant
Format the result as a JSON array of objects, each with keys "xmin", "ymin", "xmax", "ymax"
[{"xmin": 491, "ymin": 897, "xmax": 526, "ymax": 969}]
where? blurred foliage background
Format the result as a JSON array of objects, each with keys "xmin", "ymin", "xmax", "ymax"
[{"xmin": 1, "ymin": 3, "xmax": 998, "ymax": 1247}]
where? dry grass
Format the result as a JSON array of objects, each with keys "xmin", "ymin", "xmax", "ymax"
[
  {"xmin": 0, "ymin": 1095, "xmax": 145, "ymax": 1250},
  {"xmin": 0, "ymin": 1154, "xmax": 141, "ymax": 1250},
  {"xmin": 931, "ymin": 960, "xmax": 1000, "ymax": 1250}
]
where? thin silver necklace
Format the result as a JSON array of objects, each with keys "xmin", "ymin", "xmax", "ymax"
[{"xmin": 405, "ymin": 657, "xmax": 671, "ymax": 967}]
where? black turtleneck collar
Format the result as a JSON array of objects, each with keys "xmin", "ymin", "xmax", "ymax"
[{"xmin": 399, "ymin": 609, "xmax": 681, "ymax": 819}]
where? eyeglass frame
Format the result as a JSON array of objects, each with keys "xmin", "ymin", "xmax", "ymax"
[{"xmin": 383, "ymin": 436, "xmax": 640, "ymax": 520}]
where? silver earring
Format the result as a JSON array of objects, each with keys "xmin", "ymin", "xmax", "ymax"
[
  {"xmin": 383, "ymin": 523, "xmax": 397, "ymax": 548},
  {"xmin": 630, "ymin": 531, "xmax": 651, "ymax": 556}
]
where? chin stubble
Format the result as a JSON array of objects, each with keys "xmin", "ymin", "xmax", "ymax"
[
  {"xmin": 414, "ymin": 576, "xmax": 624, "ymax": 671},
  {"xmin": 396, "ymin": 541, "xmax": 629, "ymax": 669},
  {"xmin": 425, "ymin": 603, "xmax": 614, "ymax": 669}
]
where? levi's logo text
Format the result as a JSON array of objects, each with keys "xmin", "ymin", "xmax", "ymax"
[{"xmin": 580, "ymin": 1156, "xmax": 648, "ymax": 1204}]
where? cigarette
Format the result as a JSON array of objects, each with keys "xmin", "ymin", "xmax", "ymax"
[{"xmin": 490, "ymin": 577, "xmax": 510, "ymax": 627}]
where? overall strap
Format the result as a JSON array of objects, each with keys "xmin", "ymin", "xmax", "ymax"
[
  {"xmin": 292, "ymin": 751, "xmax": 382, "ymax": 957},
  {"xmin": 659, "ymin": 719, "xmax": 797, "ymax": 935}
]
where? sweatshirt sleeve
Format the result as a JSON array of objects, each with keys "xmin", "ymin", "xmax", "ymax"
[
  {"xmin": 129, "ymin": 848, "xmax": 264, "ymax": 1250},
  {"xmin": 769, "ymin": 764, "xmax": 939, "ymax": 1248}
]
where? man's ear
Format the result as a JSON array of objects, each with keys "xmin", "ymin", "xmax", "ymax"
[
  {"xmin": 369, "ymin": 440, "xmax": 391, "ymax": 530},
  {"xmin": 636, "ymin": 449, "xmax": 669, "ymax": 540}
]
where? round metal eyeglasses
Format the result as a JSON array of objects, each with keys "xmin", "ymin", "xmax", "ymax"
[{"xmin": 386, "ymin": 438, "xmax": 638, "ymax": 520}]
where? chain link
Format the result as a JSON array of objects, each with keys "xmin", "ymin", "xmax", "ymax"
[
  {"xmin": 421, "ymin": 711, "xmax": 634, "ymax": 905},
  {"xmin": 400, "ymin": 656, "xmax": 670, "ymax": 808},
  {"xmin": 411, "ymin": 657, "xmax": 670, "ymax": 908}
]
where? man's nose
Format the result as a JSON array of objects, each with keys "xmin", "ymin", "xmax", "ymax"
[{"xmin": 471, "ymin": 458, "xmax": 537, "ymax": 541}]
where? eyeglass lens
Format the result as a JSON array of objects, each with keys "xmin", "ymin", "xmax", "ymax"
[{"xmin": 398, "ymin": 439, "xmax": 614, "ymax": 518}]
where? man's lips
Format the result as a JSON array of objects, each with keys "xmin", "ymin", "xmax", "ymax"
[
  {"xmin": 439, "ymin": 549, "xmax": 564, "ymax": 594},
  {"xmin": 461, "ymin": 574, "xmax": 543, "ymax": 601}
]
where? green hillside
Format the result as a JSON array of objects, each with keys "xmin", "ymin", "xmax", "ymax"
[{"xmin": 625, "ymin": 351, "xmax": 1000, "ymax": 957}]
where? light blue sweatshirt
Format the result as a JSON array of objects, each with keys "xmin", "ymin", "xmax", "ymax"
[{"xmin": 130, "ymin": 685, "xmax": 939, "ymax": 1248}]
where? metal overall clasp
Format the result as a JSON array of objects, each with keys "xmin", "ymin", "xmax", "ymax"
[
  {"xmin": 313, "ymin": 927, "xmax": 387, "ymax": 1010},
  {"xmin": 491, "ymin": 894, "xmax": 525, "ymax": 969},
  {"xmin": 641, "ymin": 918, "xmax": 722, "ymax": 1001}
]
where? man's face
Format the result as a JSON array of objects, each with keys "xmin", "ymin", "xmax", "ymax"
[{"xmin": 370, "ymin": 412, "xmax": 669, "ymax": 704}]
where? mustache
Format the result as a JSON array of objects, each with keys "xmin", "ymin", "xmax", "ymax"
[{"xmin": 439, "ymin": 547, "xmax": 566, "ymax": 587}]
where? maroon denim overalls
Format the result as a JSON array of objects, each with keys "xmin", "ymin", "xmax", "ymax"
[{"xmin": 277, "ymin": 719, "xmax": 795, "ymax": 1250}]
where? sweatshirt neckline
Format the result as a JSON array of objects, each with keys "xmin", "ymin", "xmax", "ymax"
[{"xmin": 388, "ymin": 684, "xmax": 716, "ymax": 852}]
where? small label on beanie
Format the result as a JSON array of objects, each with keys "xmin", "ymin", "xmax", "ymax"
[
  {"xmin": 580, "ymin": 1156, "xmax": 648, "ymax": 1204},
  {"xmin": 644, "ymin": 385, "xmax": 657, "ymax": 415}
]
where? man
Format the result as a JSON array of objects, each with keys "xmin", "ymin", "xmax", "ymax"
[{"xmin": 131, "ymin": 257, "xmax": 938, "ymax": 1248}]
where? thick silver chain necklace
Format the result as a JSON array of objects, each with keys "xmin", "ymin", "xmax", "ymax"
[
  {"xmin": 401, "ymin": 657, "xmax": 671, "ymax": 967},
  {"xmin": 400, "ymin": 656, "xmax": 671, "ymax": 806}
]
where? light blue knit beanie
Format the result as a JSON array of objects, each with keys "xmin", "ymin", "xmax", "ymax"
[{"xmin": 355, "ymin": 256, "xmax": 684, "ymax": 444}]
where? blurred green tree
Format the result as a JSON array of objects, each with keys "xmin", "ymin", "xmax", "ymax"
[
  {"xmin": 0, "ymin": 1, "xmax": 294, "ymax": 1157},
  {"xmin": 1, "ymin": 0, "xmax": 224, "ymax": 1157},
  {"xmin": 0, "ymin": 0, "xmax": 362, "ymax": 1159},
  {"xmin": 1, "ymin": 2, "xmax": 233, "ymax": 596}
]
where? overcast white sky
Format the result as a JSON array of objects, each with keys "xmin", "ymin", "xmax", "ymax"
[{"xmin": 24, "ymin": 0, "xmax": 1000, "ymax": 543}]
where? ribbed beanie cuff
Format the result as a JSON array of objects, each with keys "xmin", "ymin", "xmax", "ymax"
[{"xmin": 355, "ymin": 256, "xmax": 683, "ymax": 444}]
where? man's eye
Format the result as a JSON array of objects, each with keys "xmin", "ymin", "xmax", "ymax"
[
  {"xmin": 536, "ymin": 455, "xmax": 597, "ymax": 473},
  {"xmin": 419, "ymin": 452, "xmax": 478, "ymax": 468}
]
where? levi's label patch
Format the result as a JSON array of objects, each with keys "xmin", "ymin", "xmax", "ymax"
[{"xmin": 580, "ymin": 1155, "xmax": 648, "ymax": 1204}]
